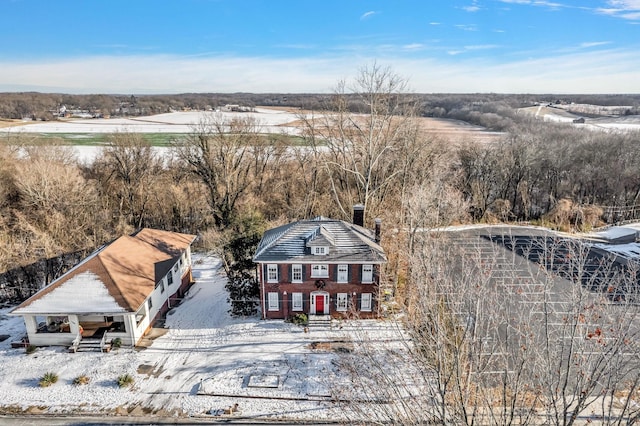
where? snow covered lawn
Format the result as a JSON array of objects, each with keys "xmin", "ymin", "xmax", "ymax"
[{"xmin": 0, "ymin": 253, "xmax": 410, "ymax": 421}]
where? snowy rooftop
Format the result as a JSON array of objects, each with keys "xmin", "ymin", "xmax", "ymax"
[
  {"xmin": 9, "ymin": 271, "xmax": 126, "ymax": 315},
  {"xmin": 588, "ymin": 225, "xmax": 640, "ymax": 241},
  {"xmin": 12, "ymin": 228, "xmax": 196, "ymax": 315},
  {"xmin": 253, "ymin": 218, "xmax": 386, "ymax": 264}
]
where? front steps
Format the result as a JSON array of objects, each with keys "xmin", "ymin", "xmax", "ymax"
[
  {"xmin": 307, "ymin": 315, "xmax": 332, "ymax": 329},
  {"xmin": 69, "ymin": 338, "xmax": 111, "ymax": 353}
]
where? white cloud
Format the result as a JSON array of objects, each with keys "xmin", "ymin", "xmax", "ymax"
[
  {"xmin": 455, "ymin": 24, "xmax": 479, "ymax": 31},
  {"xmin": 579, "ymin": 41, "xmax": 612, "ymax": 48},
  {"xmin": 402, "ymin": 43, "xmax": 425, "ymax": 51},
  {"xmin": 464, "ymin": 44, "xmax": 500, "ymax": 50},
  {"xmin": 497, "ymin": 0, "xmax": 570, "ymax": 9},
  {"xmin": 504, "ymin": 0, "xmax": 640, "ymax": 19},
  {"xmin": 0, "ymin": 48, "xmax": 638, "ymax": 94},
  {"xmin": 360, "ymin": 11, "xmax": 377, "ymax": 20},
  {"xmin": 608, "ymin": 0, "xmax": 640, "ymax": 8},
  {"xmin": 463, "ymin": 5, "xmax": 481, "ymax": 12}
]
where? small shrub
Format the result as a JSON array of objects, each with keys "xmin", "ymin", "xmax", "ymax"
[
  {"xmin": 111, "ymin": 338, "xmax": 122, "ymax": 349},
  {"xmin": 291, "ymin": 313, "xmax": 308, "ymax": 326},
  {"xmin": 39, "ymin": 372, "xmax": 59, "ymax": 387},
  {"xmin": 73, "ymin": 375, "xmax": 90, "ymax": 385},
  {"xmin": 25, "ymin": 345, "xmax": 37, "ymax": 355},
  {"xmin": 117, "ymin": 373, "xmax": 134, "ymax": 388}
]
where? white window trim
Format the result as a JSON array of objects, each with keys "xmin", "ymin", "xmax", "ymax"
[
  {"xmin": 361, "ymin": 293, "xmax": 372, "ymax": 312},
  {"xmin": 292, "ymin": 292, "xmax": 303, "ymax": 311},
  {"xmin": 337, "ymin": 264, "xmax": 348, "ymax": 283},
  {"xmin": 268, "ymin": 292, "xmax": 279, "ymax": 311},
  {"xmin": 267, "ymin": 264, "xmax": 278, "ymax": 283},
  {"xmin": 311, "ymin": 264, "xmax": 329, "ymax": 278},
  {"xmin": 314, "ymin": 246, "xmax": 328, "ymax": 255},
  {"xmin": 362, "ymin": 264, "xmax": 374, "ymax": 283},
  {"xmin": 292, "ymin": 264, "xmax": 303, "ymax": 283},
  {"xmin": 336, "ymin": 293, "xmax": 348, "ymax": 311}
]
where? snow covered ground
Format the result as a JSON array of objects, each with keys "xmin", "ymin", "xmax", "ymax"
[
  {"xmin": 0, "ymin": 253, "xmax": 410, "ymax": 421},
  {"xmin": 4, "ymin": 108, "xmax": 305, "ymax": 135}
]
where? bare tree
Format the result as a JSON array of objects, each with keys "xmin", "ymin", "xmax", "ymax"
[
  {"xmin": 302, "ymin": 63, "xmax": 421, "ymax": 225},
  {"xmin": 92, "ymin": 132, "xmax": 163, "ymax": 229},
  {"xmin": 174, "ymin": 113, "xmax": 283, "ymax": 227},
  {"xmin": 13, "ymin": 154, "xmax": 100, "ymax": 257},
  {"xmin": 336, "ymin": 227, "xmax": 640, "ymax": 425}
]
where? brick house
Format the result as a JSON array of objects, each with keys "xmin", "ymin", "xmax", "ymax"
[{"xmin": 253, "ymin": 206, "xmax": 386, "ymax": 320}]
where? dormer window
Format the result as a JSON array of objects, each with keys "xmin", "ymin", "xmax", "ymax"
[
  {"xmin": 314, "ymin": 246, "xmax": 328, "ymax": 255},
  {"xmin": 305, "ymin": 226, "xmax": 334, "ymax": 256}
]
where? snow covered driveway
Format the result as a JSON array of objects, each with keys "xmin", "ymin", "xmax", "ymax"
[{"xmin": 0, "ymin": 253, "xmax": 411, "ymax": 421}]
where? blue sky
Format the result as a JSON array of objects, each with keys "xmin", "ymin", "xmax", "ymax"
[{"xmin": 1, "ymin": 0, "xmax": 638, "ymax": 93}]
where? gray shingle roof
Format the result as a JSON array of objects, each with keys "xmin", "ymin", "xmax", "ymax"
[{"xmin": 253, "ymin": 217, "xmax": 386, "ymax": 264}]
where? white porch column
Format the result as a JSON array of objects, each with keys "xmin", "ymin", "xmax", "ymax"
[
  {"xmin": 24, "ymin": 315, "xmax": 38, "ymax": 335},
  {"xmin": 68, "ymin": 315, "xmax": 80, "ymax": 335}
]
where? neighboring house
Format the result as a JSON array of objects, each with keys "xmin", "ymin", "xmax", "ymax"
[
  {"xmin": 10, "ymin": 228, "xmax": 197, "ymax": 348},
  {"xmin": 253, "ymin": 206, "xmax": 386, "ymax": 320}
]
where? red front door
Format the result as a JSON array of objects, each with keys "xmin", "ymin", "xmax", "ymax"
[{"xmin": 315, "ymin": 294, "xmax": 325, "ymax": 314}]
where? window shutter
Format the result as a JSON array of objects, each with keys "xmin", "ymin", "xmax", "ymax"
[
  {"xmin": 262, "ymin": 264, "xmax": 267, "ymax": 282},
  {"xmin": 357, "ymin": 293, "xmax": 362, "ymax": 310},
  {"xmin": 287, "ymin": 264, "xmax": 292, "ymax": 283},
  {"xmin": 301, "ymin": 264, "xmax": 306, "ymax": 281},
  {"xmin": 332, "ymin": 264, "xmax": 337, "ymax": 282},
  {"xmin": 278, "ymin": 264, "xmax": 283, "ymax": 283},
  {"xmin": 348, "ymin": 265, "xmax": 352, "ymax": 283}
]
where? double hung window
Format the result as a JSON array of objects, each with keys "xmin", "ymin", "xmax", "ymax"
[
  {"xmin": 336, "ymin": 293, "xmax": 348, "ymax": 311},
  {"xmin": 292, "ymin": 292, "xmax": 303, "ymax": 311},
  {"xmin": 267, "ymin": 264, "xmax": 278, "ymax": 283},
  {"xmin": 361, "ymin": 264, "xmax": 373, "ymax": 283},
  {"xmin": 361, "ymin": 293, "xmax": 372, "ymax": 311},
  {"xmin": 268, "ymin": 292, "xmax": 279, "ymax": 311},
  {"xmin": 337, "ymin": 264, "xmax": 348, "ymax": 283},
  {"xmin": 311, "ymin": 264, "xmax": 329, "ymax": 278},
  {"xmin": 292, "ymin": 264, "xmax": 303, "ymax": 283}
]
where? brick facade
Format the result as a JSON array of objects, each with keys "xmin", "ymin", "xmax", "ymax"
[{"xmin": 259, "ymin": 263, "xmax": 379, "ymax": 319}]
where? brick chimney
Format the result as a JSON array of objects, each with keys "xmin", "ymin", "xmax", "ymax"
[
  {"xmin": 353, "ymin": 204, "xmax": 365, "ymax": 227},
  {"xmin": 374, "ymin": 218, "xmax": 381, "ymax": 244}
]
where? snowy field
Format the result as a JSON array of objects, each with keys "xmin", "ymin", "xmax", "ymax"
[
  {"xmin": 4, "ymin": 108, "xmax": 304, "ymax": 135},
  {"xmin": 519, "ymin": 106, "xmax": 640, "ymax": 132},
  {"xmin": 0, "ymin": 254, "xmax": 411, "ymax": 422}
]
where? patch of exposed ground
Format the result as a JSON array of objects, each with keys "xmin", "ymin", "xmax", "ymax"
[
  {"xmin": 0, "ymin": 119, "xmax": 38, "ymax": 129},
  {"xmin": 308, "ymin": 340, "xmax": 353, "ymax": 353},
  {"xmin": 280, "ymin": 112, "xmax": 503, "ymax": 145}
]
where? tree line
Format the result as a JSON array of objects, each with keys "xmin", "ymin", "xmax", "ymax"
[
  {"xmin": 2, "ymin": 90, "xmax": 638, "ymax": 123},
  {"xmin": 1, "ymin": 65, "xmax": 639, "ymax": 300}
]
